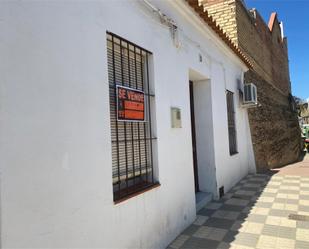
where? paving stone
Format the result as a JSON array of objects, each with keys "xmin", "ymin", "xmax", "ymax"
[
  {"xmin": 281, "ymin": 182, "xmax": 300, "ymax": 187},
  {"xmin": 227, "ymin": 232, "xmax": 259, "ymax": 247},
  {"xmin": 222, "ymin": 231, "xmax": 239, "ymax": 243},
  {"xmin": 249, "ymin": 207, "xmax": 270, "ymax": 215},
  {"xmin": 263, "ymin": 188, "xmax": 278, "ymax": 194},
  {"xmin": 241, "ymin": 186, "xmax": 261, "ymax": 192},
  {"xmin": 204, "ymin": 217, "xmax": 235, "ymax": 229},
  {"xmin": 296, "ymin": 220, "xmax": 309, "ymax": 229},
  {"xmin": 193, "ymin": 226, "xmax": 228, "ymax": 241},
  {"xmin": 193, "ymin": 215, "xmax": 208, "ymax": 226},
  {"xmin": 169, "ymin": 235, "xmax": 190, "ymax": 249},
  {"xmin": 276, "ymin": 193, "xmax": 299, "ymax": 200},
  {"xmin": 280, "ymin": 217, "xmax": 297, "ymax": 228},
  {"xmin": 285, "ymin": 175, "xmax": 301, "ymax": 179},
  {"xmin": 231, "ymin": 220, "xmax": 243, "ymax": 231},
  {"xmin": 298, "ymin": 205, "xmax": 309, "ymax": 212},
  {"xmin": 267, "ymin": 181, "xmax": 281, "ymax": 187},
  {"xmin": 296, "ymin": 228, "xmax": 309, "ymax": 242},
  {"xmin": 220, "ymin": 204, "xmax": 245, "ymax": 212},
  {"xmin": 231, "ymin": 186, "xmax": 242, "ymax": 192},
  {"xmin": 298, "ymin": 211, "xmax": 309, "ymax": 217},
  {"xmin": 259, "ymin": 192, "xmax": 277, "ymax": 198},
  {"xmin": 206, "ymin": 202, "xmax": 223, "ymax": 210},
  {"xmin": 225, "ymin": 198, "xmax": 249, "ymax": 206},
  {"xmin": 300, "ymin": 190, "xmax": 309, "ymax": 195},
  {"xmin": 222, "ymin": 193, "xmax": 234, "ymax": 200},
  {"xmin": 241, "ymin": 207, "xmax": 251, "ymax": 214},
  {"xmin": 245, "ymin": 214, "xmax": 267, "ymax": 223},
  {"xmin": 299, "ymin": 195, "xmax": 309, "ymax": 200},
  {"xmin": 237, "ymin": 213, "xmax": 249, "ymax": 221},
  {"xmin": 212, "ymin": 210, "xmax": 240, "ymax": 220},
  {"xmin": 265, "ymin": 216, "xmax": 282, "ymax": 226},
  {"xmin": 235, "ymin": 189, "xmax": 257, "ymax": 195},
  {"xmin": 277, "ymin": 226, "xmax": 296, "ymax": 239},
  {"xmin": 295, "ymin": 240, "xmax": 309, "ymax": 249},
  {"xmin": 261, "ymin": 224, "xmax": 279, "ymax": 237},
  {"xmin": 272, "ymin": 202, "xmax": 285, "ymax": 210},
  {"xmin": 253, "ymin": 201, "xmax": 272, "ymax": 208},
  {"xmin": 269, "ymin": 209, "xmax": 294, "ymax": 217},
  {"xmin": 286, "ymin": 204, "xmax": 299, "ymax": 212},
  {"xmin": 278, "ymin": 189, "xmax": 300, "ymax": 195},
  {"xmin": 262, "ymin": 224, "xmax": 296, "ymax": 239},
  {"xmin": 256, "ymin": 196, "xmax": 275, "ymax": 203},
  {"xmin": 256, "ymin": 235, "xmax": 277, "ymax": 249},
  {"xmin": 216, "ymin": 242, "xmax": 230, "ymax": 249},
  {"xmin": 299, "ymin": 199, "xmax": 309, "ymax": 206},
  {"xmin": 248, "ymin": 179, "xmax": 265, "ymax": 184},
  {"xmin": 232, "ymin": 221, "xmax": 264, "ymax": 234},
  {"xmin": 276, "ymin": 237, "xmax": 295, "ymax": 249},
  {"xmin": 198, "ymin": 207, "xmax": 216, "ymax": 217},
  {"xmin": 275, "ymin": 198, "xmax": 299, "ymax": 204},
  {"xmin": 182, "ymin": 224, "xmax": 200, "ymax": 236},
  {"xmin": 181, "ymin": 237, "xmax": 220, "ymax": 249},
  {"xmin": 266, "ymin": 216, "xmax": 296, "ymax": 228},
  {"xmin": 243, "ymin": 183, "xmax": 262, "ymax": 189}
]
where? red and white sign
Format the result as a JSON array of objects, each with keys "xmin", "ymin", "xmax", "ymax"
[{"xmin": 117, "ymin": 85, "xmax": 145, "ymax": 122}]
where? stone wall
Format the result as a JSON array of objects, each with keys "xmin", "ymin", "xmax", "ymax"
[
  {"xmin": 245, "ymin": 71, "xmax": 301, "ymax": 171},
  {"xmin": 202, "ymin": 0, "xmax": 302, "ymax": 170}
]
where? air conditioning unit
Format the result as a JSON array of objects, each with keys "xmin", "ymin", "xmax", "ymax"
[{"xmin": 243, "ymin": 83, "xmax": 257, "ymax": 106}]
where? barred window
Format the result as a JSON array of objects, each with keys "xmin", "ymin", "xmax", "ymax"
[
  {"xmin": 107, "ymin": 32, "xmax": 157, "ymax": 202},
  {"xmin": 226, "ymin": 91, "xmax": 238, "ymax": 155}
]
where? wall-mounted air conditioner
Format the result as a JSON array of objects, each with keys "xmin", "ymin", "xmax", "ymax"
[{"xmin": 243, "ymin": 83, "xmax": 258, "ymax": 106}]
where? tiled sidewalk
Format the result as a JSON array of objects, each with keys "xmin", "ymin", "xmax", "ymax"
[{"xmin": 168, "ymin": 168, "xmax": 309, "ymax": 249}]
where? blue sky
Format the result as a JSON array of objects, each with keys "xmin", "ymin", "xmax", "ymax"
[{"xmin": 246, "ymin": 0, "xmax": 309, "ymax": 101}]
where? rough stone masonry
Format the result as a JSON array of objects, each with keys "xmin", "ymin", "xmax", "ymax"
[{"xmin": 202, "ymin": 0, "xmax": 302, "ymax": 171}]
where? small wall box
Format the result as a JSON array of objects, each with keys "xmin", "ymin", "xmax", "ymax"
[{"xmin": 171, "ymin": 107, "xmax": 182, "ymax": 128}]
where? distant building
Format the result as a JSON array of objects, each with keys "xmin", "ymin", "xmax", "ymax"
[
  {"xmin": 203, "ymin": 0, "xmax": 302, "ymax": 171},
  {"xmin": 299, "ymin": 101, "xmax": 309, "ymax": 125}
]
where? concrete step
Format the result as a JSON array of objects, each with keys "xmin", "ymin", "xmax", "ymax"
[{"xmin": 195, "ymin": 192, "xmax": 213, "ymax": 212}]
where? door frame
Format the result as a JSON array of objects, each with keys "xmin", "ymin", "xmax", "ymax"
[{"xmin": 189, "ymin": 80, "xmax": 200, "ymax": 193}]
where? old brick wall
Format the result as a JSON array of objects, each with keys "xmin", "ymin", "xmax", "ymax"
[
  {"xmin": 245, "ymin": 71, "xmax": 301, "ymax": 170},
  {"xmin": 202, "ymin": 0, "xmax": 301, "ymax": 170},
  {"xmin": 203, "ymin": 0, "xmax": 238, "ymax": 44}
]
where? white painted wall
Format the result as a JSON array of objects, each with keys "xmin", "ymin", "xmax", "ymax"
[
  {"xmin": 191, "ymin": 77, "xmax": 217, "ymax": 194},
  {"xmin": 0, "ymin": 0, "xmax": 255, "ymax": 248}
]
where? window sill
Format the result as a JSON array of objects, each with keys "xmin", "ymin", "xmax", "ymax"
[
  {"xmin": 114, "ymin": 182, "xmax": 160, "ymax": 205},
  {"xmin": 230, "ymin": 152, "xmax": 239, "ymax": 156}
]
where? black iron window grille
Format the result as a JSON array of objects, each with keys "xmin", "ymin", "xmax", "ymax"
[
  {"xmin": 226, "ymin": 91, "xmax": 238, "ymax": 155},
  {"xmin": 107, "ymin": 32, "xmax": 157, "ymax": 202}
]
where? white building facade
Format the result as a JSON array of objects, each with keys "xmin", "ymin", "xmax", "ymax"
[{"xmin": 0, "ymin": 0, "xmax": 256, "ymax": 248}]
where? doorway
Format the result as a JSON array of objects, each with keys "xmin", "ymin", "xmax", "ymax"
[
  {"xmin": 189, "ymin": 80, "xmax": 199, "ymax": 193},
  {"xmin": 189, "ymin": 70, "xmax": 216, "ymax": 211}
]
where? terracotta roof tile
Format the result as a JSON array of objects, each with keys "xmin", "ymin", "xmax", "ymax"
[{"xmin": 186, "ymin": 0, "xmax": 253, "ymax": 69}]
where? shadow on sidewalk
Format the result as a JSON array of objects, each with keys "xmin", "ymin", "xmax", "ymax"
[
  {"xmin": 168, "ymin": 172, "xmax": 282, "ymax": 249},
  {"xmin": 169, "ymin": 153, "xmax": 309, "ymax": 248}
]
